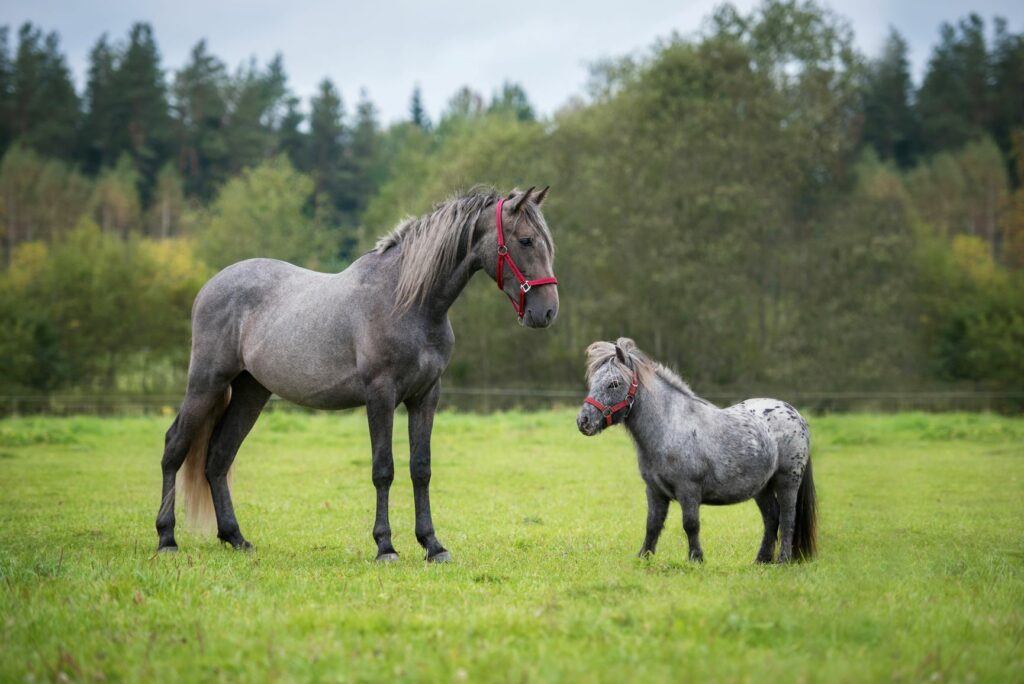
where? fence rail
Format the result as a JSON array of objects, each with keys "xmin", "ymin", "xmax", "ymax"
[{"xmin": 2, "ymin": 388, "xmax": 1023, "ymax": 416}]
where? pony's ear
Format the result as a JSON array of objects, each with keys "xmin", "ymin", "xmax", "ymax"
[
  {"xmin": 534, "ymin": 185, "xmax": 550, "ymax": 205},
  {"xmin": 509, "ymin": 186, "xmax": 535, "ymax": 213},
  {"xmin": 615, "ymin": 344, "xmax": 627, "ymax": 364},
  {"xmin": 616, "ymin": 337, "xmax": 637, "ymax": 353}
]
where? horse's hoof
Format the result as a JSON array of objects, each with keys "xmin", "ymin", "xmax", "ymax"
[
  {"xmin": 426, "ymin": 550, "xmax": 452, "ymax": 564},
  {"xmin": 376, "ymin": 552, "xmax": 400, "ymax": 563},
  {"xmin": 157, "ymin": 545, "xmax": 178, "ymax": 554},
  {"xmin": 233, "ymin": 540, "xmax": 254, "ymax": 552}
]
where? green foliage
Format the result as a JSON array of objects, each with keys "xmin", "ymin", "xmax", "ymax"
[
  {"xmin": 0, "ymin": 1, "xmax": 1022, "ymax": 396},
  {"xmin": 197, "ymin": 156, "xmax": 333, "ymax": 270},
  {"xmin": 0, "ymin": 411, "xmax": 1022, "ymax": 681}
]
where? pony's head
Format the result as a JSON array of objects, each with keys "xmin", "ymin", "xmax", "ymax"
[
  {"xmin": 479, "ymin": 186, "xmax": 559, "ymax": 328},
  {"xmin": 578, "ymin": 338, "xmax": 653, "ymax": 436}
]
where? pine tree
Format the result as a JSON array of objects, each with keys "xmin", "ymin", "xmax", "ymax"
[
  {"xmin": 489, "ymin": 81, "xmax": 535, "ymax": 122},
  {"xmin": 409, "ymin": 85, "xmax": 430, "ymax": 130},
  {"xmin": 990, "ymin": 18, "xmax": 1024, "ymax": 177},
  {"xmin": 0, "ymin": 27, "xmax": 13, "ymax": 156},
  {"xmin": 309, "ymin": 78, "xmax": 352, "ymax": 216},
  {"xmin": 277, "ymin": 95, "xmax": 307, "ymax": 171},
  {"xmin": 10, "ymin": 24, "xmax": 79, "ymax": 160},
  {"xmin": 917, "ymin": 15, "xmax": 992, "ymax": 155},
  {"xmin": 171, "ymin": 40, "xmax": 229, "ymax": 199},
  {"xmin": 350, "ymin": 89, "xmax": 382, "ymax": 215},
  {"xmin": 862, "ymin": 29, "xmax": 917, "ymax": 167},
  {"xmin": 80, "ymin": 35, "xmax": 118, "ymax": 174},
  {"xmin": 110, "ymin": 23, "xmax": 172, "ymax": 204}
]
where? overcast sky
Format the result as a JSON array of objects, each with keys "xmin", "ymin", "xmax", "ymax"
[{"xmin": 5, "ymin": 1, "xmax": 1022, "ymax": 124}]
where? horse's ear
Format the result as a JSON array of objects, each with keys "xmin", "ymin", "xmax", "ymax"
[
  {"xmin": 534, "ymin": 185, "xmax": 550, "ymax": 206},
  {"xmin": 616, "ymin": 337, "xmax": 637, "ymax": 353},
  {"xmin": 615, "ymin": 344, "xmax": 627, "ymax": 364},
  {"xmin": 509, "ymin": 186, "xmax": 535, "ymax": 213}
]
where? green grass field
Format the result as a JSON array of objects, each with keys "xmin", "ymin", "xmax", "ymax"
[{"xmin": 1, "ymin": 410, "xmax": 1022, "ymax": 682}]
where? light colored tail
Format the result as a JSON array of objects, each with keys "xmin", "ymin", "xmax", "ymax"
[{"xmin": 178, "ymin": 388, "xmax": 232, "ymax": 533}]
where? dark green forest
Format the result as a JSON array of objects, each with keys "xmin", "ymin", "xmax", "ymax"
[{"xmin": 1, "ymin": 1, "xmax": 1022, "ymax": 407}]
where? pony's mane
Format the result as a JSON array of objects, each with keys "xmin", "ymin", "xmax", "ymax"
[
  {"xmin": 375, "ymin": 186, "xmax": 553, "ymax": 313},
  {"xmin": 585, "ymin": 338, "xmax": 698, "ymax": 399}
]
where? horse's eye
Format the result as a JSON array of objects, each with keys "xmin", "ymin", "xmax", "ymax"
[{"xmin": 518, "ymin": 237, "xmax": 533, "ymax": 247}]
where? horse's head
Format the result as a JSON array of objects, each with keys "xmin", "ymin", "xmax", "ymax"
[
  {"xmin": 480, "ymin": 186, "xmax": 559, "ymax": 328},
  {"xmin": 578, "ymin": 339, "xmax": 642, "ymax": 436}
]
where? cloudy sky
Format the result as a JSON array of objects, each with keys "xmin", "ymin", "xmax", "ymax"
[{"xmin": 5, "ymin": 0, "xmax": 1022, "ymax": 124}]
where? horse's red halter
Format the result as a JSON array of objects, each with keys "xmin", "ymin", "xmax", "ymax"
[
  {"xmin": 584, "ymin": 370, "xmax": 639, "ymax": 426},
  {"xmin": 494, "ymin": 197, "xmax": 558, "ymax": 323}
]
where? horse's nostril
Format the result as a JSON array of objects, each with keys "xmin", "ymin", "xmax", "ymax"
[{"xmin": 544, "ymin": 308, "xmax": 554, "ymax": 324}]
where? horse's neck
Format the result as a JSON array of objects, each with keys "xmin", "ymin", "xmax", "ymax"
[
  {"xmin": 434, "ymin": 254, "xmax": 481, "ymax": 315},
  {"xmin": 626, "ymin": 373, "xmax": 710, "ymax": 452}
]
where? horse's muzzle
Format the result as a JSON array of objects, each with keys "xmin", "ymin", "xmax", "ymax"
[{"xmin": 576, "ymin": 407, "xmax": 600, "ymax": 436}]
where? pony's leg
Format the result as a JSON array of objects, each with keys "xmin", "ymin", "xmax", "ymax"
[
  {"xmin": 155, "ymin": 388, "xmax": 227, "ymax": 551},
  {"xmin": 406, "ymin": 382, "xmax": 450, "ymax": 562},
  {"xmin": 205, "ymin": 372, "xmax": 271, "ymax": 549},
  {"xmin": 366, "ymin": 383, "xmax": 399, "ymax": 561},
  {"xmin": 754, "ymin": 489, "xmax": 780, "ymax": 563},
  {"xmin": 776, "ymin": 485, "xmax": 799, "ymax": 563},
  {"xmin": 680, "ymin": 495, "xmax": 704, "ymax": 563},
  {"xmin": 639, "ymin": 483, "xmax": 669, "ymax": 557}
]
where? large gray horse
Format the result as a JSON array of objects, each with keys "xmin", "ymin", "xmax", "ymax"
[
  {"xmin": 577, "ymin": 338, "xmax": 816, "ymax": 563},
  {"xmin": 156, "ymin": 187, "xmax": 559, "ymax": 562}
]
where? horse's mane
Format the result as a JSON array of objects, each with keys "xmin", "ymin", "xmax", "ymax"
[
  {"xmin": 585, "ymin": 337, "xmax": 699, "ymax": 399},
  {"xmin": 375, "ymin": 186, "xmax": 553, "ymax": 313}
]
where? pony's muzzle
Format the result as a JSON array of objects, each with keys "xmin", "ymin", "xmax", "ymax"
[{"xmin": 576, "ymin": 407, "xmax": 599, "ymax": 436}]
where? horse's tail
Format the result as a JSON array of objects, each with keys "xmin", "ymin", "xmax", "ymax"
[
  {"xmin": 178, "ymin": 388, "xmax": 232, "ymax": 533},
  {"xmin": 793, "ymin": 455, "xmax": 818, "ymax": 561}
]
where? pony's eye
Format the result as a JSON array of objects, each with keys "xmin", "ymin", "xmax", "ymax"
[{"xmin": 518, "ymin": 237, "xmax": 533, "ymax": 247}]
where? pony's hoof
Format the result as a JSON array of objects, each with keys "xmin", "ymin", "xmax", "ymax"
[
  {"xmin": 426, "ymin": 550, "xmax": 452, "ymax": 564},
  {"xmin": 156, "ymin": 545, "xmax": 178, "ymax": 554},
  {"xmin": 233, "ymin": 540, "xmax": 254, "ymax": 552},
  {"xmin": 376, "ymin": 552, "xmax": 400, "ymax": 563}
]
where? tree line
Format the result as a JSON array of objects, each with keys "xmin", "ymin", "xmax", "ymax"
[{"xmin": 0, "ymin": 1, "xmax": 1022, "ymax": 406}]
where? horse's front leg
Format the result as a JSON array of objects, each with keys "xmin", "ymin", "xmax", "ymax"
[
  {"xmin": 679, "ymin": 493, "xmax": 704, "ymax": 563},
  {"xmin": 639, "ymin": 483, "xmax": 669, "ymax": 557},
  {"xmin": 366, "ymin": 384, "xmax": 398, "ymax": 561},
  {"xmin": 406, "ymin": 381, "xmax": 450, "ymax": 563}
]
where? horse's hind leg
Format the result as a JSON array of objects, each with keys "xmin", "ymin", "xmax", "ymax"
[
  {"xmin": 205, "ymin": 371, "xmax": 271, "ymax": 549},
  {"xmin": 775, "ymin": 484, "xmax": 799, "ymax": 563},
  {"xmin": 156, "ymin": 388, "xmax": 228, "ymax": 551},
  {"xmin": 754, "ymin": 489, "xmax": 779, "ymax": 563},
  {"xmin": 679, "ymin": 491, "xmax": 704, "ymax": 563}
]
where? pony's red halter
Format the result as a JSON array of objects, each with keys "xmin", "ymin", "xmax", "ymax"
[
  {"xmin": 584, "ymin": 370, "xmax": 639, "ymax": 426},
  {"xmin": 494, "ymin": 197, "xmax": 558, "ymax": 323}
]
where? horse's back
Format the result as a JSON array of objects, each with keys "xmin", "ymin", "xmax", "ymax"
[{"xmin": 735, "ymin": 398, "xmax": 811, "ymax": 486}]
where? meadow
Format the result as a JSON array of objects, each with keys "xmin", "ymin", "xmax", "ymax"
[{"xmin": 0, "ymin": 409, "xmax": 1022, "ymax": 682}]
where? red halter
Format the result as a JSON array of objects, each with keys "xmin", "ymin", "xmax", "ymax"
[
  {"xmin": 494, "ymin": 197, "xmax": 558, "ymax": 322},
  {"xmin": 584, "ymin": 370, "xmax": 640, "ymax": 426}
]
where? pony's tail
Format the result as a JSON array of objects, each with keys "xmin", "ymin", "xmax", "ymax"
[
  {"xmin": 792, "ymin": 456, "xmax": 818, "ymax": 561},
  {"xmin": 178, "ymin": 388, "xmax": 232, "ymax": 533}
]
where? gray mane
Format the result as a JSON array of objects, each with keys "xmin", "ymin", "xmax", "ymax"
[
  {"xmin": 375, "ymin": 186, "xmax": 553, "ymax": 313},
  {"xmin": 586, "ymin": 337, "xmax": 699, "ymax": 399}
]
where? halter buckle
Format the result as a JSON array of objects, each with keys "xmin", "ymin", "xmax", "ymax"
[
  {"xmin": 602, "ymin": 407, "xmax": 613, "ymax": 417},
  {"xmin": 497, "ymin": 245, "xmax": 508, "ymax": 255},
  {"xmin": 520, "ymin": 282, "xmax": 531, "ymax": 293}
]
